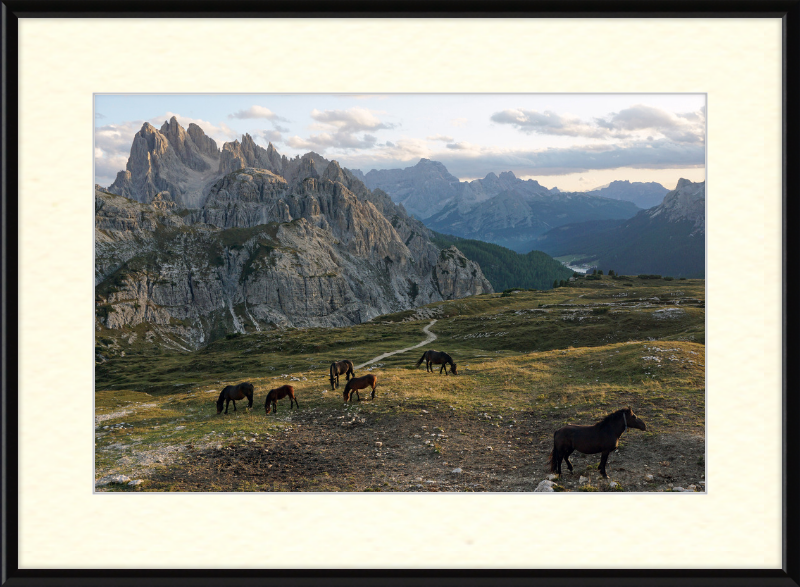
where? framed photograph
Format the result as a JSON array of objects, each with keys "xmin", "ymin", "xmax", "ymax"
[{"xmin": 3, "ymin": 2, "xmax": 795, "ymax": 585}]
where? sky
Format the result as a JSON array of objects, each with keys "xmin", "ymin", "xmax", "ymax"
[{"xmin": 95, "ymin": 94, "xmax": 706, "ymax": 192}]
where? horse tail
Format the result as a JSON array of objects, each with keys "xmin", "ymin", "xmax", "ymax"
[
  {"xmin": 416, "ymin": 352, "xmax": 427, "ymax": 367},
  {"xmin": 548, "ymin": 446, "xmax": 561, "ymax": 473},
  {"xmin": 329, "ymin": 363, "xmax": 336, "ymax": 388},
  {"xmin": 347, "ymin": 360, "xmax": 355, "ymax": 379}
]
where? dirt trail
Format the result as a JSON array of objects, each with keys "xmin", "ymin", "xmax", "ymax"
[{"xmin": 355, "ymin": 319, "xmax": 437, "ymax": 370}]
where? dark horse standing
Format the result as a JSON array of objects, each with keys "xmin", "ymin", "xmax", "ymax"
[
  {"xmin": 216, "ymin": 382, "xmax": 255, "ymax": 414},
  {"xmin": 343, "ymin": 374, "xmax": 377, "ymax": 402},
  {"xmin": 416, "ymin": 350, "xmax": 458, "ymax": 375},
  {"xmin": 329, "ymin": 360, "xmax": 355, "ymax": 389},
  {"xmin": 265, "ymin": 385, "xmax": 298, "ymax": 415},
  {"xmin": 548, "ymin": 407, "xmax": 647, "ymax": 478}
]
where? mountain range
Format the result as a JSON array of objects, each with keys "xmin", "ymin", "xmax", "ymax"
[
  {"xmin": 361, "ymin": 159, "xmax": 646, "ymax": 252},
  {"xmin": 534, "ymin": 178, "xmax": 706, "ymax": 278},
  {"xmin": 97, "ymin": 118, "xmax": 493, "ymax": 351}
]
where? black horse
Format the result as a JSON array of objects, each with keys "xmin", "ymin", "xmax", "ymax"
[
  {"xmin": 329, "ymin": 360, "xmax": 355, "ymax": 389},
  {"xmin": 548, "ymin": 407, "xmax": 647, "ymax": 478},
  {"xmin": 416, "ymin": 350, "xmax": 458, "ymax": 375},
  {"xmin": 216, "ymin": 382, "xmax": 255, "ymax": 414}
]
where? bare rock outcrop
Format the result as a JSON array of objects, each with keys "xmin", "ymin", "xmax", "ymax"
[{"xmin": 647, "ymin": 178, "xmax": 705, "ymax": 235}]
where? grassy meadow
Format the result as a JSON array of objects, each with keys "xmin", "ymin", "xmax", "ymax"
[{"xmin": 95, "ymin": 274, "xmax": 705, "ymax": 492}]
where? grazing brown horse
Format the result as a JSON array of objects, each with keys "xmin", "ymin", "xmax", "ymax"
[
  {"xmin": 416, "ymin": 350, "xmax": 458, "ymax": 375},
  {"xmin": 343, "ymin": 374, "xmax": 377, "ymax": 402},
  {"xmin": 264, "ymin": 385, "xmax": 298, "ymax": 415},
  {"xmin": 216, "ymin": 382, "xmax": 255, "ymax": 414},
  {"xmin": 548, "ymin": 407, "xmax": 647, "ymax": 478},
  {"xmin": 329, "ymin": 360, "xmax": 355, "ymax": 389}
]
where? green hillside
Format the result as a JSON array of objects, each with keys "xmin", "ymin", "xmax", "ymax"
[{"xmin": 432, "ymin": 232, "xmax": 573, "ymax": 291}]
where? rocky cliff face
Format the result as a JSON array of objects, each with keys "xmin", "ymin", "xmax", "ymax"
[
  {"xmin": 647, "ymin": 178, "xmax": 705, "ymax": 235},
  {"xmin": 99, "ymin": 119, "xmax": 493, "ymax": 349},
  {"xmin": 96, "ymin": 162, "xmax": 492, "ymax": 349}
]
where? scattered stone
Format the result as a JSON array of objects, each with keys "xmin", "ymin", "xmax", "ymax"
[
  {"xmin": 95, "ymin": 474, "xmax": 131, "ymax": 487},
  {"xmin": 175, "ymin": 426, "xmax": 185, "ymax": 430},
  {"xmin": 609, "ymin": 481, "xmax": 619, "ymax": 488},
  {"xmin": 547, "ymin": 474, "xmax": 558, "ymax": 481},
  {"xmin": 645, "ymin": 474, "xmax": 654, "ymax": 481},
  {"xmin": 421, "ymin": 410, "xmax": 429, "ymax": 414},
  {"xmin": 487, "ymin": 446, "xmax": 493, "ymax": 451},
  {"xmin": 216, "ymin": 445, "xmax": 223, "ymax": 450},
  {"xmin": 579, "ymin": 476, "xmax": 589, "ymax": 484},
  {"xmin": 534, "ymin": 480, "xmax": 555, "ymax": 492},
  {"xmin": 673, "ymin": 486, "xmax": 685, "ymax": 492},
  {"xmin": 127, "ymin": 479, "xmax": 143, "ymax": 486},
  {"xmin": 375, "ymin": 442, "xmax": 383, "ymax": 448},
  {"xmin": 451, "ymin": 468, "xmax": 463, "ymax": 474},
  {"xmin": 687, "ymin": 485, "xmax": 697, "ymax": 491}
]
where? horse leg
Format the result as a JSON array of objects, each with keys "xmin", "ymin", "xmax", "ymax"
[
  {"xmin": 371, "ymin": 384, "xmax": 376, "ymax": 400},
  {"xmin": 563, "ymin": 448, "xmax": 575, "ymax": 472},
  {"xmin": 440, "ymin": 363, "xmax": 445, "ymax": 375},
  {"xmin": 553, "ymin": 448, "xmax": 562, "ymax": 475},
  {"xmin": 599, "ymin": 451, "xmax": 611, "ymax": 478},
  {"xmin": 233, "ymin": 400, "xmax": 237, "ymax": 412},
  {"xmin": 225, "ymin": 399, "xmax": 230, "ymax": 414}
]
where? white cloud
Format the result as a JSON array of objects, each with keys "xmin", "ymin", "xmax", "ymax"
[
  {"xmin": 491, "ymin": 104, "xmax": 706, "ymax": 146},
  {"xmin": 287, "ymin": 107, "xmax": 393, "ymax": 152},
  {"xmin": 426, "ymin": 134, "xmax": 454, "ymax": 142},
  {"xmin": 310, "ymin": 107, "xmax": 392, "ymax": 133},
  {"xmin": 491, "ymin": 109, "xmax": 610, "ymax": 139},
  {"xmin": 260, "ymin": 130, "xmax": 283, "ymax": 144},
  {"xmin": 229, "ymin": 105, "xmax": 287, "ymax": 121}
]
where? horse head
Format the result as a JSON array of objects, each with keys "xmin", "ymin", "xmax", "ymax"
[
  {"xmin": 450, "ymin": 363, "xmax": 458, "ymax": 375},
  {"xmin": 216, "ymin": 390, "xmax": 225, "ymax": 414},
  {"xmin": 626, "ymin": 407, "xmax": 647, "ymax": 431}
]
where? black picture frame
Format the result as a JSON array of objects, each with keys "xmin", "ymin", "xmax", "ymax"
[{"xmin": 1, "ymin": 2, "xmax": 797, "ymax": 586}]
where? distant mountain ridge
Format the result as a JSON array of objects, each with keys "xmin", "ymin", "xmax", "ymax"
[
  {"xmin": 363, "ymin": 159, "xmax": 560, "ymax": 220},
  {"xmin": 535, "ymin": 178, "xmax": 706, "ymax": 278},
  {"xmin": 361, "ymin": 158, "xmax": 645, "ymax": 252},
  {"xmin": 583, "ymin": 180, "xmax": 669, "ymax": 209}
]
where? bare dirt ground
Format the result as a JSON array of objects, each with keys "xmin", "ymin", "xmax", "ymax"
[{"xmin": 150, "ymin": 402, "xmax": 705, "ymax": 492}]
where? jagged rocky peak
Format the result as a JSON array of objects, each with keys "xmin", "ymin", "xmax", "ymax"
[
  {"xmin": 498, "ymin": 171, "xmax": 517, "ymax": 181},
  {"xmin": 322, "ymin": 159, "xmax": 347, "ymax": 184},
  {"xmin": 108, "ymin": 118, "xmax": 223, "ymax": 207},
  {"xmin": 187, "ymin": 123, "xmax": 220, "ymax": 158},
  {"xmin": 219, "ymin": 133, "xmax": 285, "ymax": 176},
  {"xmin": 159, "ymin": 116, "xmax": 211, "ymax": 171},
  {"xmin": 648, "ymin": 178, "xmax": 705, "ymax": 231}
]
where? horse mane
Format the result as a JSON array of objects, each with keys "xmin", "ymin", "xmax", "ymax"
[{"xmin": 598, "ymin": 408, "xmax": 630, "ymax": 427}]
